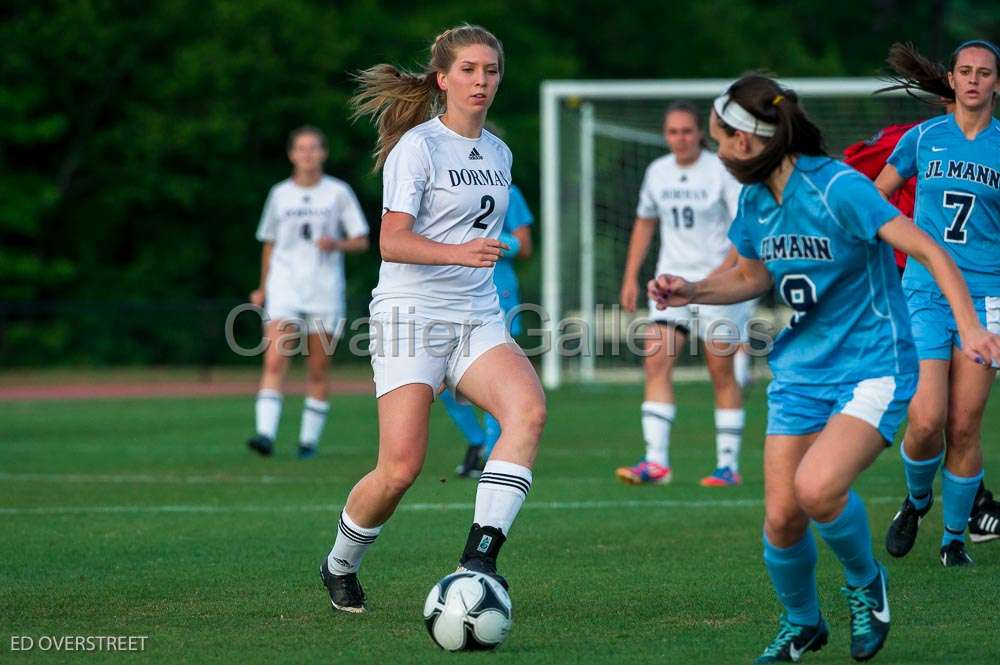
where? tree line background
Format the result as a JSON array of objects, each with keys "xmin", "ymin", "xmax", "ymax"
[{"xmin": 1, "ymin": 0, "xmax": 996, "ymax": 366}]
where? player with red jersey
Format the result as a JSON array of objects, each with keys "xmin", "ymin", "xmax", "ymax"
[{"xmin": 843, "ymin": 122, "xmax": 919, "ymax": 272}]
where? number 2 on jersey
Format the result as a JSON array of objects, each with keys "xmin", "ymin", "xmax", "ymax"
[
  {"xmin": 779, "ymin": 274, "xmax": 817, "ymax": 328},
  {"xmin": 473, "ymin": 195, "xmax": 495, "ymax": 230},
  {"xmin": 943, "ymin": 191, "xmax": 975, "ymax": 244}
]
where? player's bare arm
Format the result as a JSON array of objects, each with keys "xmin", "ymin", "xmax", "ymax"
[
  {"xmin": 619, "ymin": 217, "xmax": 656, "ymax": 312},
  {"xmin": 380, "ymin": 210, "xmax": 507, "ymax": 267},
  {"xmin": 250, "ymin": 241, "xmax": 273, "ymax": 306},
  {"xmin": 879, "ymin": 215, "xmax": 1000, "ymax": 365},
  {"xmin": 874, "ymin": 163, "xmax": 905, "ymax": 200},
  {"xmin": 648, "ymin": 255, "xmax": 771, "ymax": 309}
]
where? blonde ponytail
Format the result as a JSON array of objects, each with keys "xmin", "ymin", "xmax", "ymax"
[{"xmin": 350, "ymin": 24, "xmax": 504, "ymax": 170}]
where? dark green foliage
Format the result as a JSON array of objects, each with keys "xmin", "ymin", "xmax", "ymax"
[{"xmin": 1, "ymin": 1, "xmax": 994, "ymax": 363}]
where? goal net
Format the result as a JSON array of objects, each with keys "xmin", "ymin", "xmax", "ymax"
[{"xmin": 539, "ymin": 78, "xmax": 932, "ymax": 388}]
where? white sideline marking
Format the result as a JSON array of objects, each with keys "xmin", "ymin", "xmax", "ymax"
[
  {"xmin": 0, "ymin": 472, "xmax": 303, "ymax": 485},
  {"xmin": 0, "ymin": 496, "xmax": 900, "ymax": 516}
]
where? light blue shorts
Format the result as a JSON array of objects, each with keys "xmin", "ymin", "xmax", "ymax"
[
  {"xmin": 766, "ymin": 373, "xmax": 918, "ymax": 444},
  {"xmin": 904, "ymin": 288, "xmax": 996, "ymax": 361}
]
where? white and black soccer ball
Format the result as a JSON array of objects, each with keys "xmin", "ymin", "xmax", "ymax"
[{"xmin": 423, "ymin": 571, "xmax": 512, "ymax": 651}]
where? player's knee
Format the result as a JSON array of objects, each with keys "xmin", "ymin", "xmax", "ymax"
[
  {"xmin": 792, "ymin": 476, "xmax": 837, "ymax": 520},
  {"xmin": 263, "ymin": 354, "xmax": 286, "ymax": 376},
  {"xmin": 764, "ymin": 509, "xmax": 808, "ymax": 544},
  {"xmin": 906, "ymin": 408, "xmax": 945, "ymax": 444},
  {"xmin": 380, "ymin": 462, "xmax": 422, "ymax": 497},
  {"xmin": 502, "ymin": 398, "xmax": 546, "ymax": 441},
  {"xmin": 945, "ymin": 415, "xmax": 981, "ymax": 451}
]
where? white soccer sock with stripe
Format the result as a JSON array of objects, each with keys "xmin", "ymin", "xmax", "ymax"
[
  {"xmin": 327, "ymin": 511, "xmax": 382, "ymax": 575},
  {"xmin": 299, "ymin": 397, "xmax": 329, "ymax": 448},
  {"xmin": 255, "ymin": 389, "xmax": 282, "ymax": 440},
  {"xmin": 715, "ymin": 408, "xmax": 745, "ymax": 471},
  {"xmin": 475, "ymin": 460, "xmax": 532, "ymax": 536},
  {"xmin": 642, "ymin": 401, "xmax": 676, "ymax": 468}
]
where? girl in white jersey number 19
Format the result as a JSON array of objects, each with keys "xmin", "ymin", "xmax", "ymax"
[
  {"xmin": 318, "ymin": 25, "xmax": 546, "ymax": 613},
  {"xmin": 616, "ymin": 102, "xmax": 750, "ymax": 489}
]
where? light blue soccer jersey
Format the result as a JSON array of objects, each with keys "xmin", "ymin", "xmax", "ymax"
[
  {"xmin": 888, "ymin": 115, "xmax": 1000, "ymax": 296},
  {"xmin": 493, "ymin": 184, "xmax": 533, "ymax": 315},
  {"xmin": 729, "ymin": 155, "xmax": 918, "ymax": 383}
]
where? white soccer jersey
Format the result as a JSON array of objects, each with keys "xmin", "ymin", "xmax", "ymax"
[
  {"xmin": 636, "ymin": 151, "xmax": 742, "ymax": 282},
  {"xmin": 370, "ymin": 116, "xmax": 512, "ymax": 323},
  {"xmin": 256, "ymin": 175, "xmax": 369, "ymax": 312}
]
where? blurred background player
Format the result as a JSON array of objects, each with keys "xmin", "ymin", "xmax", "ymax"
[
  {"xmin": 875, "ymin": 40, "xmax": 1000, "ymax": 566},
  {"xmin": 653, "ymin": 74, "xmax": 1000, "ymax": 663},
  {"xmin": 247, "ymin": 126, "xmax": 370, "ymax": 459},
  {"xmin": 444, "ymin": 179, "xmax": 534, "ymax": 478},
  {"xmin": 319, "ymin": 25, "xmax": 545, "ymax": 613},
  {"xmin": 615, "ymin": 101, "xmax": 750, "ymax": 488}
]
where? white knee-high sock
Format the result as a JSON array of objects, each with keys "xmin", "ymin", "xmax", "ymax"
[
  {"xmin": 642, "ymin": 401, "xmax": 676, "ymax": 467},
  {"xmin": 299, "ymin": 397, "xmax": 329, "ymax": 447},
  {"xmin": 474, "ymin": 460, "xmax": 533, "ymax": 535},
  {"xmin": 715, "ymin": 408, "xmax": 745, "ymax": 471},
  {"xmin": 255, "ymin": 389, "xmax": 282, "ymax": 440},
  {"xmin": 327, "ymin": 511, "xmax": 382, "ymax": 575}
]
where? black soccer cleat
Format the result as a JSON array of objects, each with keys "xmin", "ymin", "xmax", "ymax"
[
  {"xmin": 455, "ymin": 445, "xmax": 485, "ymax": 479},
  {"xmin": 754, "ymin": 613, "xmax": 829, "ymax": 663},
  {"xmin": 969, "ymin": 486, "xmax": 1000, "ymax": 544},
  {"xmin": 940, "ymin": 540, "xmax": 975, "ymax": 567},
  {"xmin": 841, "ymin": 562, "xmax": 891, "ymax": 662},
  {"xmin": 457, "ymin": 524, "xmax": 508, "ymax": 590},
  {"xmin": 247, "ymin": 434, "xmax": 274, "ymax": 457},
  {"xmin": 885, "ymin": 493, "xmax": 932, "ymax": 558},
  {"xmin": 319, "ymin": 558, "xmax": 367, "ymax": 613}
]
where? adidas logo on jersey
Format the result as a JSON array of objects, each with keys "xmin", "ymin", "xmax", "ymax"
[{"xmin": 468, "ymin": 147, "xmax": 484, "ymax": 161}]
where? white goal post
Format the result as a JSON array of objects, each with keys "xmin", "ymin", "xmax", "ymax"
[{"xmin": 539, "ymin": 78, "xmax": 925, "ymax": 389}]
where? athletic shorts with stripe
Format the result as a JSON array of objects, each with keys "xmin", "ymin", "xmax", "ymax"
[
  {"xmin": 766, "ymin": 372, "xmax": 918, "ymax": 444},
  {"xmin": 905, "ymin": 287, "xmax": 1000, "ymax": 363}
]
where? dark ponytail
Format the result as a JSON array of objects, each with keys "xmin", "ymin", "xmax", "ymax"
[
  {"xmin": 715, "ymin": 74, "xmax": 826, "ymax": 184},
  {"xmin": 879, "ymin": 42, "xmax": 953, "ymax": 103}
]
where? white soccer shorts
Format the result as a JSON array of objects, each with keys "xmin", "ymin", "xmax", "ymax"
[{"xmin": 369, "ymin": 314, "xmax": 511, "ymax": 400}]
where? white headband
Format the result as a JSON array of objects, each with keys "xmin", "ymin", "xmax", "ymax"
[{"xmin": 713, "ymin": 93, "xmax": 776, "ymax": 138}]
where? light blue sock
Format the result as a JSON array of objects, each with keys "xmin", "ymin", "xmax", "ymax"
[
  {"xmin": 439, "ymin": 389, "xmax": 484, "ymax": 447},
  {"xmin": 941, "ymin": 468, "xmax": 984, "ymax": 546},
  {"xmin": 901, "ymin": 443, "xmax": 942, "ymax": 511},
  {"xmin": 763, "ymin": 531, "xmax": 821, "ymax": 626},
  {"xmin": 814, "ymin": 490, "xmax": 879, "ymax": 588},
  {"xmin": 483, "ymin": 413, "xmax": 502, "ymax": 457}
]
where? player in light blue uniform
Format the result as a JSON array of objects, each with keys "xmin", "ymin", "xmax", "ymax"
[
  {"xmin": 442, "ymin": 183, "xmax": 534, "ymax": 477},
  {"xmin": 650, "ymin": 74, "xmax": 1000, "ymax": 663},
  {"xmin": 876, "ymin": 40, "xmax": 1000, "ymax": 565}
]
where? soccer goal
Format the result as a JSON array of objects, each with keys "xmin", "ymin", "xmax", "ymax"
[{"xmin": 539, "ymin": 78, "xmax": 931, "ymax": 389}]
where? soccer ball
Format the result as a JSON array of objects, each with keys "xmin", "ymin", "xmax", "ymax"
[{"xmin": 423, "ymin": 571, "xmax": 512, "ymax": 651}]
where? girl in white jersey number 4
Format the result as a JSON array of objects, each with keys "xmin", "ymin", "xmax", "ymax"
[
  {"xmin": 248, "ymin": 126, "xmax": 370, "ymax": 459},
  {"xmin": 318, "ymin": 25, "xmax": 545, "ymax": 613}
]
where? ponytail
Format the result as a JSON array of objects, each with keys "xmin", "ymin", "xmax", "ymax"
[
  {"xmin": 350, "ymin": 65, "xmax": 442, "ymax": 171},
  {"xmin": 350, "ymin": 24, "xmax": 504, "ymax": 171},
  {"xmin": 879, "ymin": 42, "xmax": 953, "ymax": 104},
  {"xmin": 714, "ymin": 74, "xmax": 826, "ymax": 184}
]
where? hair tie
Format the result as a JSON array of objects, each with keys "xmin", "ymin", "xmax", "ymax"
[{"xmin": 772, "ymin": 95, "xmax": 784, "ymax": 106}]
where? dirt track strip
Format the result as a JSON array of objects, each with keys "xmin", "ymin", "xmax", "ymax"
[{"xmin": 0, "ymin": 380, "xmax": 374, "ymax": 402}]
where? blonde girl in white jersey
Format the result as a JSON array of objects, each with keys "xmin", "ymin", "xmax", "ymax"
[
  {"xmin": 615, "ymin": 102, "xmax": 750, "ymax": 488},
  {"xmin": 318, "ymin": 25, "xmax": 545, "ymax": 613},
  {"xmin": 248, "ymin": 126, "xmax": 370, "ymax": 459}
]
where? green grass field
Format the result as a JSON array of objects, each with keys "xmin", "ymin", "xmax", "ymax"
[{"xmin": 2, "ymin": 382, "xmax": 999, "ymax": 664}]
